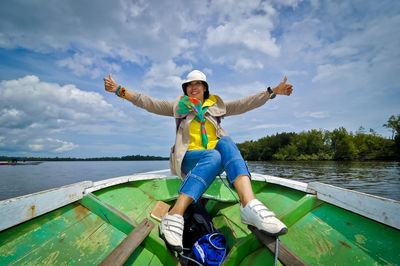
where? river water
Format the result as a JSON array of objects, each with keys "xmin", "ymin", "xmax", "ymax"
[{"xmin": 0, "ymin": 160, "xmax": 399, "ymax": 201}]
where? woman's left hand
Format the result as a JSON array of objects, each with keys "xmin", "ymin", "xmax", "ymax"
[{"xmin": 273, "ymin": 76, "xmax": 293, "ymax": 96}]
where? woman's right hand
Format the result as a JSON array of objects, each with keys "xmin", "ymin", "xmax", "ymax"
[{"xmin": 103, "ymin": 73, "xmax": 119, "ymax": 93}]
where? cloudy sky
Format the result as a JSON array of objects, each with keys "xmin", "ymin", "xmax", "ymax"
[{"xmin": 0, "ymin": 0, "xmax": 399, "ymax": 158}]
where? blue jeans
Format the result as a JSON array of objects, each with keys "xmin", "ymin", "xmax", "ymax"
[{"xmin": 179, "ymin": 136, "xmax": 250, "ymax": 202}]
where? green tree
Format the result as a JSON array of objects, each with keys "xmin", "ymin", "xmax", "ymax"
[
  {"xmin": 237, "ymin": 140, "xmax": 260, "ymax": 161},
  {"xmin": 354, "ymin": 128, "xmax": 395, "ymax": 160},
  {"xmin": 259, "ymin": 132, "xmax": 295, "ymax": 160},
  {"xmin": 383, "ymin": 114, "xmax": 400, "ymax": 139},
  {"xmin": 383, "ymin": 114, "xmax": 400, "ymax": 158},
  {"xmin": 273, "ymin": 144, "xmax": 299, "ymax": 160},
  {"xmin": 292, "ymin": 129, "xmax": 331, "ymax": 159},
  {"xmin": 329, "ymin": 127, "xmax": 358, "ymax": 160}
]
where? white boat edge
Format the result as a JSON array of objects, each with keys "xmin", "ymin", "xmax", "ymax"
[{"xmin": 0, "ymin": 169, "xmax": 399, "ymax": 232}]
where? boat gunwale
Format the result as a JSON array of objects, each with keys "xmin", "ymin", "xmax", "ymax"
[{"xmin": 1, "ymin": 169, "xmax": 399, "ymax": 232}]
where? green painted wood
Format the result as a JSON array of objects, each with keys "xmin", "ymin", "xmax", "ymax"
[
  {"xmin": 11, "ymin": 218, "xmax": 125, "ymax": 265},
  {"xmin": 132, "ymin": 177, "xmax": 241, "ymax": 203},
  {"xmin": 1, "ymin": 177, "xmax": 399, "ymax": 265},
  {"xmin": 129, "ymin": 178, "xmax": 181, "ymax": 201},
  {"xmin": 100, "ymin": 218, "xmax": 154, "ymax": 266},
  {"xmin": 79, "ymin": 193, "xmax": 177, "ymax": 266},
  {"xmin": 239, "ymin": 247, "xmax": 283, "ymax": 266},
  {"xmin": 80, "ymin": 193, "xmax": 138, "ymax": 234},
  {"xmin": 203, "ymin": 178, "xmax": 240, "ymax": 202},
  {"xmin": 124, "ymin": 245, "xmax": 163, "ymax": 265},
  {"xmin": 254, "ymin": 183, "xmax": 306, "ymax": 217},
  {"xmin": 213, "ymin": 204, "xmax": 251, "ymax": 249},
  {"xmin": 249, "ymin": 225, "xmax": 307, "ymax": 266},
  {"xmin": 0, "ymin": 202, "xmax": 125, "ymax": 265},
  {"xmin": 280, "ymin": 194, "xmax": 323, "ymax": 227},
  {"xmin": 0, "ymin": 203, "xmax": 89, "ymax": 264},
  {"xmin": 280, "ymin": 202, "xmax": 400, "ymax": 265},
  {"xmin": 93, "ymin": 184, "xmax": 154, "ymax": 224},
  {"xmin": 91, "ymin": 183, "xmax": 168, "ymax": 246},
  {"xmin": 223, "ymin": 234, "xmax": 262, "ymax": 265}
]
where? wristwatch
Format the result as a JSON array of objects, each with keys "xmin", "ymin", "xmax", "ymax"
[{"xmin": 267, "ymin": 87, "xmax": 276, "ymax": 99}]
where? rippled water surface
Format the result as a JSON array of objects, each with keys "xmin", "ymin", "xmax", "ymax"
[
  {"xmin": 247, "ymin": 161, "xmax": 400, "ymax": 201},
  {"xmin": 1, "ymin": 160, "xmax": 399, "ymax": 201}
]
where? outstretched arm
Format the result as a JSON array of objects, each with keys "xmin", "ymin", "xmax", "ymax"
[
  {"xmin": 103, "ymin": 73, "xmax": 174, "ymax": 116},
  {"xmin": 225, "ymin": 76, "xmax": 293, "ymax": 116}
]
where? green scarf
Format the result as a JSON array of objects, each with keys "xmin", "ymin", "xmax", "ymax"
[{"xmin": 176, "ymin": 96, "xmax": 208, "ymax": 148}]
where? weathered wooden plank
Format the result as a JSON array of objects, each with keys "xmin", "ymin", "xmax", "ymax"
[
  {"xmin": 80, "ymin": 193, "xmax": 177, "ymax": 266},
  {"xmin": 0, "ymin": 181, "xmax": 92, "ymax": 232},
  {"xmin": 280, "ymin": 194, "xmax": 323, "ymax": 227},
  {"xmin": 99, "ymin": 218, "xmax": 155, "ymax": 266},
  {"xmin": 6, "ymin": 212, "xmax": 125, "ymax": 265},
  {"xmin": 308, "ymin": 182, "xmax": 400, "ymax": 230},
  {"xmin": 79, "ymin": 193, "xmax": 138, "ymax": 234},
  {"xmin": 248, "ymin": 225, "xmax": 308, "ymax": 266}
]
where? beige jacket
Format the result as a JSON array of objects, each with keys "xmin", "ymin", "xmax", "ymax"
[{"xmin": 129, "ymin": 91, "xmax": 269, "ymax": 179}]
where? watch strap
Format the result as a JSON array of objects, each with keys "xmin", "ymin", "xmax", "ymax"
[{"xmin": 267, "ymin": 87, "xmax": 276, "ymax": 99}]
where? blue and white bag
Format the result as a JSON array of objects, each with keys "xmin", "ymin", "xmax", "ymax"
[{"xmin": 192, "ymin": 232, "xmax": 227, "ymax": 266}]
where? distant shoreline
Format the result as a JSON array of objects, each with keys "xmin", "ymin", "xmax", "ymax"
[{"xmin": 0, "ymin": 155, "xmax": 169, "ymax": 161}]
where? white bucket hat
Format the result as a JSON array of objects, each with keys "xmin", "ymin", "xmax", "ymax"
[{"xmin": 182, "ymin": 70, "xmax": 209, "ymax": 93}]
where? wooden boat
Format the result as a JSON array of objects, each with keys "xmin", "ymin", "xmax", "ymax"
[
  {"xmin": 0, "ymin": 161, "xmax": 43, "ymax": 165},
  {"xmin": 0, "ymin": 169, "xmax": 399, "ymax": 265}
]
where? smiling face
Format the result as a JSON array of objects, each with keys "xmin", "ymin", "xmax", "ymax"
[{"xmin": 186, "ymin": 80, "xmax": 206, "ymax": 102}]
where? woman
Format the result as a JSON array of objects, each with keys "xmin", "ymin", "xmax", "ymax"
[{"xmin": 104, "ymin": 70, "xmax": 293, "ymax": 252}]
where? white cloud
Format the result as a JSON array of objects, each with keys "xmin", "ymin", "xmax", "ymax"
[
  {"xmin": 0, "ymin": 0, "xmax": 399, "ymax": 156},
  {"xmin": 312, "ymin": 63, "xmax": 354, "ymax": 83},
  {"xmin": 0, "ymin": 136, "xmax": 5, "ymax": 147},
  {"xmin": 143, "ymin": 60, "xmax": 192, "ymax": 91},
  {"xmin": 283, "ymin": 70, "xmax": 308, "ymax": 76},
  {"xmin": 29, "ymin": 138, "xmax": 78, "ymax": 153},
  {"xmin": 0, "ymin": 75, "xmax": 128, "ymax": 154},
  {"xmin": 58, "ymin": 53, "xmax": 121, "ymax": 78},
  {"xmin": 250, "ymin": 124, "xmax": 293, "ymax": 130},
  {"xmin": 234, "ymin": 59, "xmax": 264, "ymax": 71},
  {"xmin": 330, "ymin": 47, "xmax": 358, "ymax": 57},
  {"xmin": 294, "ymin": 111, "xmax": 329, "ymax": 119},
  {"xmin": 204, "ymin": 1, "xmax": 282, "ymax": 70},
  {"xmin": 0, "ymin": 0, "xmax": 200, "ymax": 78},
  {"xmin": 28, "ymin": 144, "xmax": 44, "ymax": 151},
  {"xmin": 216, "ymin": 81, "xmax": 267, "ymax": 100}
]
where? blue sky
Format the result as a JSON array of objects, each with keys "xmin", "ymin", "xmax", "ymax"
[{"xmin": 0, "ymin": 0, "xmax": 399, "ymax": 158}]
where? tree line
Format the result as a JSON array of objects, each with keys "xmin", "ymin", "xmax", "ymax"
[
  {"xmin": 237, "ymin": 115, "xmax": 400, "ymax": 161},
  {"xmin": 2, "ymin": 115, "xmax": 399, "ymax": 162}
]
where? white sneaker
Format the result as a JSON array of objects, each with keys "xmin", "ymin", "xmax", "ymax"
[
  {"xmin": 159, "ymin": 213, "xmax": 184, "ymax": 252},
  {"xmin": 241, "ymin": 199, "xmax": 288, "ymax": 236}
]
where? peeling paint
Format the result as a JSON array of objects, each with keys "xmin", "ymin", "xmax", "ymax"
[
  {"xmin": 225, "ymin": 218, "xmax": 238, "ymax": 239},
  {"xmin": 338, "ymin": 240, "xmax": 352, "ymax": 249},
  {"xmin": 354, "ymin": 234, "xmax": 367, "ymax": 245},
  {"xmin": 68, "ymin": 193, "xmax": 78, "ymax": 200},
  {"xmin": 31, "ymin": 205, "xmax": 36, "ymax": 218},
  {"xmin": 41, "ymin": 250, "xmax": 60, "ymax": 265}
]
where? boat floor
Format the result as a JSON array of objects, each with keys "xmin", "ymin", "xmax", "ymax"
[{"xmin": 0, "ymin": 178, "xmax": 399, "ymax": 265}]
